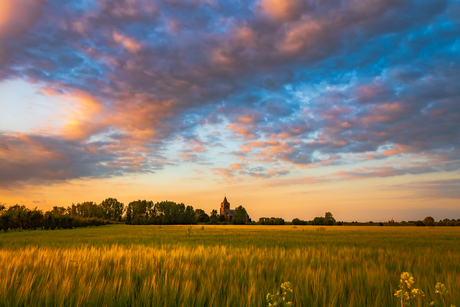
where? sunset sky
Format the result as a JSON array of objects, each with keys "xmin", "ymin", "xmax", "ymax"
[{"xmin": 1, "ymin": 0, "xmax": 459, "ymax": 222}]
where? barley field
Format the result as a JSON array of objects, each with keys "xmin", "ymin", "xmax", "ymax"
[{"xmin": 0, "ymin": 225, "xmax": 459, "ymax": 306}]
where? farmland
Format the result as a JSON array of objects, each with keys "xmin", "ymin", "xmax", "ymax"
[{"xmin": 1, "ymin": 225, "xmax": 459, "ymax": 306}]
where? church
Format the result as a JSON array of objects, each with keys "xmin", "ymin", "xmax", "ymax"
[{"xmin": 220, "ymin": 196, "xmax": 251, "ymax": 223}]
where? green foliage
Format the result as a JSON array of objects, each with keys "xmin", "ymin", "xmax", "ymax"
[
  {"xmin": 325, "ymin": 212, "xmax": 336, "ymax": 225},
  {"xmin": 209, "ymin": 209, "xmax": 219, "ymax": 224},
  {"xmin": 0, "ymin": 204, "xmax": 109, "ymax": 231},
  {"xmin": 100, "ymin": 198, "xmax": 125, "ymax": 221},
  {"xmin": 424, "ymin": 216, "xmax": 435, "ymax": 226},
  {"xmin": 291, "ymin": 218, "xmax": 309, "ymax": 225},
  {"xmin": 184, "ymin": 205, "xmax": 197, "ymax": 224},
  {"xmin": 68, "ymin": 201, "xmax": 103, "ymax": 218},
  {"xmin": 127, "ymin": 200, "xmax": 155, "ymax": 224},
  {"xmin": 195, "ymin": 208, "xmax": 210, "ymax": 223},
  {"xmin": 266, "ymin": 282, "xmax": 293, "ymax": 307},
  {"xmin": 126, "ymin": 200, "xmax": 196, "ymax": 225},
  {"xmin": 0, "ymin": 205, "xmax": 43, "ymax": 230},
  {"xmin": 258, "ymin": 217, "xmax": 285, "ymax": 225},
  {"xmin": 313, "ymin": 216, "xmax": 325, "ymax": 225},
  {"xmin": 232, "ymin": 205, "xmax": 246, "ymax": 224}
]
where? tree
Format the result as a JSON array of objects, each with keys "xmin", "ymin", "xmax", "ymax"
[
  {"xmin": 184, "ymin": 206, "xmax": 196, "ymax": 224},
  {"xmin": 258, "ymin": 217, "xmax": 268, "ymax": 225},
  {"xmin": 155, "ymin": 201, "xmax": 187, "ymax": 224},
  {"xmin": 195, "ymin": 209, "xmax": 209, "ymax": 223},
  {"xmin": 125, "ymin": 204, "xmax": 133, "ymax": 224},
  {"xmin": 0, "ymin": 203, "xmax": 5, "ymax": 211},
  {"xmin": 424, "ymin": 216, "xmax": 435, "ymax": 226},
  {"xmin": 100, "ymin": 198, "xmax": 124, "ymax": 221},
  {"xmin": 73, "ymin": 201, "xmax": 102, "ymax": 218},
  {"xmin": 232, "ymin": 206, "xmax": 247, "ymax": 225},
  {"xmin": 325, "ymin": 212, "xmax": 336, "ymax": 225},
  {"xmin": 209, "ymin": 209, "xmax": 219, "ymax": 224},
  {"xmin": 313, "ymin": 216, "xmax": 325, "ymax": 225},
  {"xmin": 127, "ymin": 200, "xmax": 154, "ymax": 224}
]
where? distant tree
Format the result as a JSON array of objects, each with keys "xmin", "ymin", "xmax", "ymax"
[
  {"xmin": 195, "ymin": 209, "xmax": 204, "ymax": 219},
  {"xmin": 184, "ymin": 206, "xmax": 197, "ymax": 224},
  {"xmin": 160, "ymin": 201, "xmax": 195, "ymax": 224},
  {"xmin": 127, "ymin": 200, "xmax": 154, "ymax": 224},
  {"xmin": 73, "ymin": 201, "xmax": 102, "ymax": 218},
  {"xmin": 209, "ymin": 209, "xmax": 219, "ymax": 224},
  {"xmin": 424, "ymin": 216, "xmax": 435, "ymax": 226},
  {"xmin": 125, "ymin": 204, "xmax": 133, "ymax": 224},
  {"xmin": 100, "ymin": 198, "xmax": 124, "ymax": 221},
  {"xmin": 195, "ymin": 209, "xmax": 209, "ymax": 223},
  {"xmin": 0, "ymin": 203, "xmax": 108, "ymax": 231},
  {"xmin": 232, "ymin": 206, "xmax": 247, "ymax": 225},
  {"xmin": 0, "ymin": 203, "xmax": 5, "ymax": 211},
  {"xmin": 51, "ymin": 206, "xmax": 67, "ymax": 216},
  {"xmin": 325, "ymin": 212, "xmax": 335, "ymax": 225},
  {"xmin": 218, "ymin": 214, "xmax": 226, "ymax": 222},
  {"xmin": 292, "ymin": 218, "xmax": 308, "ymax": 225},
  {"xmin": 313, "ymin": 216, "xmax": 325, "ymax": 225},
  {"xmin": 258, "ymin": 217, "xmax": 268, "ymax": 225}
]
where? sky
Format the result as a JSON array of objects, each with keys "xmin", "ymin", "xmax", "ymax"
[{"xmin": 0, "ymin": 0, "xmax": 459, "ymax": 222}]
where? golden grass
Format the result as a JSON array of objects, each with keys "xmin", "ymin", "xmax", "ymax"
[{"xmin": 1, "ymin": 225, "xmax": 459, "ymax": 306}]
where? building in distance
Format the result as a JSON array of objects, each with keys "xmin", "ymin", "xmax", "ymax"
[{"xmin": 220, "ymin": 196, "xmax": 250, "ymax": 223}]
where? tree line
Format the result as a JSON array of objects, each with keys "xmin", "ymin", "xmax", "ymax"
[
  {"xmin": 292, "ymin": 212, "xmax": 340, "ymax": 225},
  {"xmin": 0, "ymin": 204, "xmax": 110, "ymax": 231},
  {"xmin": 3, "ymin": 200, "xmax": 458, "ymax": 231},
  {"xmin": 126, "ymin": 201, "xmax": 250, "ymax": 225},
  {"xmin": 0, "ymin": 199, "xmax": 252, "ymax": 230},
  {"xmin": 0, "ymin": 198, "xmax": 126, "ymax": 231}
]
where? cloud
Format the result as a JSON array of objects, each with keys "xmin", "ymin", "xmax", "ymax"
[
  {"xmin": 230, "ymin": 162, "xmax": 247, "ymax": 170},
  {"xmin": 0, "ymin": 129, "xmax": 170, "ymax": 188},
  {"xmin": 0, "ymin": 0, "xmax": 458, "ymax": 186},
  {"xmin": 112, "ymin": 31, "xmax": 142, "ymax": 52},
  {"xmin": 335, "ymin": 165, "xmax": 437, "ymax": 180},
  {"xmin": 390, "ymin": 179, "xmax": 460, "ymax": 200},
  {"xmin": 259, "ymin": 0, "xmax": 304, "ymax": 21},
  {"xmin": 0, "ymin": 133, "xmax": 116, "ymax": 188}
]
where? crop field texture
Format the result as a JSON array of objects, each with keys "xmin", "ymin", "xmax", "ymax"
[{"xmin": 0, "ymin": 225, "xmax": 459, "ymax": 307}]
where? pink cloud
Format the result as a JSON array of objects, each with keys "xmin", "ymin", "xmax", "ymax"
[
  {"xmin": 233, "ymin": 25, "xmax": 258, "ymax": 48},
  {"xmin": 280, "ymin": 21, "xmax": 321, "ymax": 55},
  {"xmin": 259, "ymin": 0, "xmax": 303, "ymax": 21},
  {"xmin": 230, "ymin": 162, "xmax": 248, "ymax": 170},
  {"xmin": 99, "ymin": 0, "xmax": 157, "ymax": 20},
  {"xmin": 112, "ymin": 31, "xmax": 142, "ymax": 52},
  {"xmin": 321, "ymin": 107, "xmax": 352, "ymax": 118},
  {"xmin": 227, "ymin": 123, "xmax": 258, "ymax": 139},
  {"xmin": 335, "ymin": 165, "xmax": 436, "ymax": 180},
  {"xmin": 0, "ymin": 0, "xmax": 43, "ymax": 40},
  {"xmin": 210, "ymin": 167, "xmax": 238, "ymax": 180},
  {"xmin": 360, "ymin": 102, "xmax": 408, "ymax": 124}
]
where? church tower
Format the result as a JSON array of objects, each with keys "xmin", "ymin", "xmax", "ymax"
[{"xmin": 220, "ymin": 196, "xmax": 230, "ymax": 215}]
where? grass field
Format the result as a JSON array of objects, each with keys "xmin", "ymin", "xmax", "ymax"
[{"xmin": 0, "ymin": 225, "xmax": 459, "ymax": 306}]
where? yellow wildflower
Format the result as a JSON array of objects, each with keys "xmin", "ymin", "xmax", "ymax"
[{"xmin": 435, "ymin": 282, "xmax": 449, "ymax": 296}]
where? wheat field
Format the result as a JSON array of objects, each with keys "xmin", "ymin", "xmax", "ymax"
[{"xmin": 1, "ymin": 225, "xmax": 459, "ymax": 306}]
